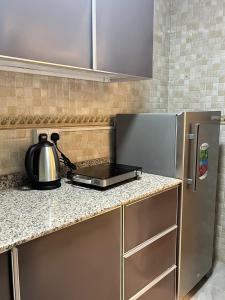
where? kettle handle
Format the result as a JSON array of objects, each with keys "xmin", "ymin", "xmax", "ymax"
[{"xmin": 25, "ymin": 144, "xmax": 41, "ymax": 183}]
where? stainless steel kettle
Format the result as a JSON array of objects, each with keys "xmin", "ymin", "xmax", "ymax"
[{"xmin": 25, "ymin": 133, "xmax": 61, "ymax": 190}]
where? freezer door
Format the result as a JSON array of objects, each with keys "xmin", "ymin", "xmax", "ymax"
[{"xmin": 178, "ymin": 111, "xmax": 221, "ymax": 299}]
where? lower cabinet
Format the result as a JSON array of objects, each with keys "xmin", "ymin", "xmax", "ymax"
[
  {"xmin": 123, "ymin": 187, "xmax": 178, "ymax": 300},
  {"xmin": 0, "ymin": 251, "xmax": 13, "ymax": 300},
  {"xmin": 9, "ymin": 187, "xmax": 179, "ymax": 300},
  {"xmin": 17, "ymin": 208, "xmax": 121, "ymax": 300}
]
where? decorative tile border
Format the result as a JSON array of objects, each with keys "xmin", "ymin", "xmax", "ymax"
[
  {"xmin": 0, "ymin": 115, "xmax": 113, "ymax": 129},
  {"xmin": 221, "ymin": 115, "xmax": 225, "ymax": 124},
  {"xmin": 1, "ymin": 114, "xmax": 224, "ymax": 129}
]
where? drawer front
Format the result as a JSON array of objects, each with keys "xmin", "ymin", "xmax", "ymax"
[
  {"xmin": 124, "ymin": 188, "xmax": 177, "ymax": 252},
  {"xmin": 124, "ymin": 230, "xmax": 176, "ymax": 300},
  {"xmin": 139, "ymin": 270, "xmax": 176, "ymax": 300}
]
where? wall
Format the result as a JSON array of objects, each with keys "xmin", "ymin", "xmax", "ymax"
[
  {"xmin": 169, "ymin": 0, "xmax": 225, "ymax": 262},
  {"xmin": 0, "ymin": 0, "xmax": 171, "ymax": 176}
]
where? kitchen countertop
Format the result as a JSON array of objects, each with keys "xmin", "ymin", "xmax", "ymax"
[{"xmin": 0, "ymin": 173, "xmax": 181, "ymax": 254}]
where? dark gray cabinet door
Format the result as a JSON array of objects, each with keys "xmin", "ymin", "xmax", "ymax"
[
  {"xmin": 95, "ymin": 0, "xmax": 154, "ymax": 77},
  {"xmin": 0, "ymin": 252, "xmax": 13, "ymax": 300},
  {"xmin": 18, "ymin": 208, "xmax": 121, "ymax": 300},
  {"xmin": 0, "ymin": 0, "xmax": 92, "ymax": 68}
]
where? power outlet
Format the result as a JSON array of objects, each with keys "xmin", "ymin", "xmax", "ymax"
[{"xmin": 32, "ymin": 128, "xmax": 60, "ymax": 144}]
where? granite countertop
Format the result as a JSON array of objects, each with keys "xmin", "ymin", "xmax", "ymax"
[{"xmin": 0, "ymin": 173, "xmax": 181, "ymax": 254}]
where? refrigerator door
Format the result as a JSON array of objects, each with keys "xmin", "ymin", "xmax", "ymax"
[{"xmin": 178, "ymin": 111, "xmax": 221, "ymax": 299}]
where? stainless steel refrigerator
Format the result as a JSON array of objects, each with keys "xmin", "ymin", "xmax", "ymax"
[{"xmin": 115, "ymin": 111, "xmax": 221, "ymax": 299}]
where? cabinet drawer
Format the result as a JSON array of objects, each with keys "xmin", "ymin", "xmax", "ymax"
[
  {"xmin": 139, "ymin": 270, "xmax": 176, "ymax": 300},
  {"xmin": 124, "ymin": 188, "xmax": 177, "ymax": 252},
  {"xmin": 124, "ymin": 230, "xmax": 176, "ymax": 300}
]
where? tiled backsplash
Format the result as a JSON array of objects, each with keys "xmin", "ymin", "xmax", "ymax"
[
  {"xmin": 0, "ymin": 127, "xmax": 113, "ymax": 175},
  {"xmin": 0, "ymin": 72, "xmax": 151, "ymax": 117},
  {"xmin": 0, "ymin": 0, "xmax": 171, "ymax": 176},
  {"xmin": 0, "ymin": 74, "xmax": 152, "ymax": 175},
  {"xmin": 169, "ymin": 0, "xmax": 225, "ymax": 262}
]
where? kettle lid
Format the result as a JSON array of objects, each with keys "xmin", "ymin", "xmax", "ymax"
[
  {"xmin": 39, "ymin": 133, "xmax": 48, "ymax": 143},
  {"xmin": 38, "ymin": 134, "xmax": 54, "ymax": 147}
]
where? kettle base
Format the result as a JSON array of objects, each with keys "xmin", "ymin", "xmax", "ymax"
[{"xmin": 31, "ymin": 179, "xmax": 61, "ymax": 190}]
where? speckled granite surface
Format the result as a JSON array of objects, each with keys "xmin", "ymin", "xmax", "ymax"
[
  {"xmin": 0, "ymin": 173, "xmax": 181, "ymax": 253},
  {"xmin": 0, "ymin": 173, "xmax": 28, "ymax": 190}
]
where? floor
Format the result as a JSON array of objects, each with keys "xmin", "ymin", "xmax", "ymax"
[{"xmin": 189, "ymin": 262, "xmax": 225, "ymax": 300}]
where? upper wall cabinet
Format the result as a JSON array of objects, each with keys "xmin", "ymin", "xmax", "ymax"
[
  {"xmin": 0, "ymin": 0, "xmax": 92, "ymax": 68},
  {"xmin": 94, "ymin": 0, "xmax": 154, "ymax": 78},
  {"xmin": 0, "ymin": 0, "xmax": 154, "ymax": 81}
]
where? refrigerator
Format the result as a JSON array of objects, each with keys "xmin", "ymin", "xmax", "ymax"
[{"xmin": 115, "ymin": 111, "xmax": 221, "ymax": 299}]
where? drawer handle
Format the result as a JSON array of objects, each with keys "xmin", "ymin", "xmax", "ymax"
[
  {"xmin": 129, "ymin": 265, "xmax": 177, "ymax": 300},
  {"xmin": 124, "ymin": 225, "xmax": 177, "ymax": 258}
]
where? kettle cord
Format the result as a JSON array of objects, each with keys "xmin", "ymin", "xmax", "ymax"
[{"xmin": 50, "ymin": 133, "xmax": 76, "ymax": 173}]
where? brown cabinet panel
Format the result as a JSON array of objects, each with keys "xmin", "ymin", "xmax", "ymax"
[
  {"xmin": 0, "ymin": 252, "xmax": 13, "ymax": 300},
  {"xmin": 18, "ymin": 208, "xmax": 121, "ymax": 300},
  {"xmin": 124, "ymin": 188, "xmax": 178, "ymax": 252},
  {"xmin": 124, "ymin": 230, "xmax": 176, "ymax": 300},
  {"xmin": 139, "ymin": 271, "xmax": 176, "ymax": 300}
]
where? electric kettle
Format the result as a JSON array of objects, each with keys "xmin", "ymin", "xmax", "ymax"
[{"xmin": 25, "ymin": 133, "xmax": 61, "ymax": 190}]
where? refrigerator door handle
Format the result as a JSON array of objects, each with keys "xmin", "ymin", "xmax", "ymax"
[{"xmin": 188, "ymin": 123, "xmax": 200, "ymax": 192}]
